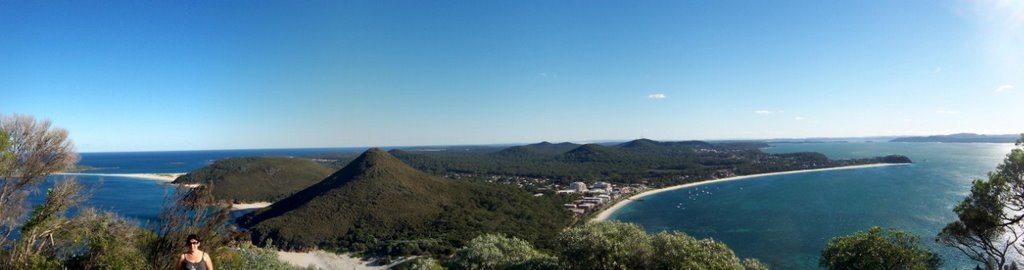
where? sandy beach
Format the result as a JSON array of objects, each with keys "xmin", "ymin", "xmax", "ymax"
[
  {"xmin": 277, "ymin": 250, "xmax": 406, "ymax": 270},
  {"xmin": 592, "ymin": 163, "xmax": 909, "ymax": 222},
  {"xmin": 56, "ymin": 172, "xmax": 186, "ymax": 181},
  {"xmin": 231, "ymin": 201, "xmax": 272, "ymax": 210}
]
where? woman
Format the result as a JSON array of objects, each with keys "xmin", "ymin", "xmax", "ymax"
[{"xmin": 177, "ymin": 234, "xmax": 214, "ymax": 270}]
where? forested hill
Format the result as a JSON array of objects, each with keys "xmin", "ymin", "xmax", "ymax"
[
  {"xmin": 240, "ymin": 149, "xmax": 571, "ymax": 254},
  {"xmin": 172, "ymin": 157, "xmax": 334, "ymax": 203},
  {"xmin": 496, "ymin": 141, "xmax": 580, "ymax": 157},
  {"xmin": 390, "ymin": 139, "xmax": 910, "ymax": 186},
  {"xmin": 891, "ymin": 133, "xmax": 1021, "ymax": 143}
]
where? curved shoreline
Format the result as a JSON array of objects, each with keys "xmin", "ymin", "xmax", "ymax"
[
  {"xmin": 55, "ymin": 172, "xmax": 186, "ymax": 181},
  {"xmin": 592, "ymin": 163, "xmax": 909, "ymax": 222}
]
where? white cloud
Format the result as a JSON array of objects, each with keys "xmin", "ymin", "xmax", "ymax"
[
  {"xmin": 794, "ymin": 116, "xmax": 805, "ymax": 121},
  {"xmin": 935, "ymin": 110, "xmax": 961, "ymax": 115},
  {"xmin": 996, "ymin": 84, "xmax": 1014, "ymax": 92},
  {"xmin": 647, "ymin": 93, "xmax": 667, "ymax": 99}
]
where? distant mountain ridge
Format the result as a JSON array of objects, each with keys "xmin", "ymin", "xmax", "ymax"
[
  {"xmin": 891, "ymin": 133, "xmax": 1021, "ymax": 143},
  {"xmin": 391, "ymin": 138, "xmax": 911, "ymax": 187},
  {"xmin": 240, "ymin": 148, "xmax": 571, "ymax": 253},
  {"xmin": 496, "ymin": 141, "xmax": 581, "ymax": 156}
]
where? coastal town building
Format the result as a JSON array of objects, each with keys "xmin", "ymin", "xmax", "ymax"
[{"xmin": 569, "ymin": 182, "xmax": 588, "ymax": 192}]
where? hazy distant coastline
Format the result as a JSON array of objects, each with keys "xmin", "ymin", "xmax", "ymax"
[{"xmin": 890, "ymin": 133, "xmax": 1020, "ymax": 143}]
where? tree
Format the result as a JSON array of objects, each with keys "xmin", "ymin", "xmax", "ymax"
[
  {"xmin": 556, "ymin": 221, "xmax": 765, "ymax": 270},
  {"xmin": 557, "ymin": 221, "xmax": 653, "ymax": 270},
  {"xmin": 62, "ymin": 209, "xmax": 155, "ymax": 270},
  {"xmin": 650, "ymin": 232, "xmax": 746, "ymax": 270},
  {"xmin": 0, "ymin": 115, "xmax": 296, "ymax": 269},
  {"xmin": 0, "ymin": 114, "xmax": 79, "ymax": 249},
  {"xmin": 821, "ymin": 226, "xmax": 941, "ymax": 270},
  {"xmin": 938, "ymin": 134, "xmax": 1024, "ymax": 269},
  {"xmin": 447, "ymin": 234, "xmax": 557, "ymax": 270},
  {"xmin": 0, "ymin": 115, "xmax": 80, "ymax": 269},
  {"xmin": 399, "ymin": 257, "xmax": 446, "ymax": 270}
]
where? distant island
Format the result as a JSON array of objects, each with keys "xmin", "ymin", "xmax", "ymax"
[{"xmin": 890, "ymin": 133, "xmax": 1021, "ymax": 143}]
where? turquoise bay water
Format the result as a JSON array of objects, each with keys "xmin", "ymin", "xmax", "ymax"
[
  {"xmin": 608, "ymin": 142, "xmax": 1016, "ymax": 269},
  {"xmin": 30, "ymin": 148, "xmax": 368, "ymax": 224}
]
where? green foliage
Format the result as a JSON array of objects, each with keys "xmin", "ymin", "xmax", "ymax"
[
  {"xmin": 555, "ymin": 221, "xmax": 762, "ymax": 270},
  {"xmin": 821, "ymin": 226, "xmax": 941, "ymax": 270},
  {"xmin": 649, "ymin": 232, "xmax": 744, "ymax": 270},
  {"xmin": 742, "ymin": 258, "xmax": 770, "ymax": 270},
  {"xmin": 63, "ymin": 209, "xmax": 155, "ymax": 270},
  {"xmin": 21, "ymin": 254, "xmax": 63, "ymax": 270},
  {"xmin": 392, "ymin": 139, "xmax": 910, "ymax": 186},
  {"xmin": 447, "ymin": 234, "xmax": 557, "ymax": 270},
  {"xmin": 147, "ymin": 185, "xmax": 234, "ymax": 269},
  {"xmin": 0, "ymin": 129, "xmax": 10, "ymax": 175},
  {"xmin": 218, "ymin": 242, "xmax": 306, "ymax": 270},
  {"xmin": 557, "ymin": 222, "xmax": 652, "ymax": 270},
  {"xmin": 395, "ymin": 257, "xmax": 447, "ymax": 270},
  {"xmin": 442, "ymin": 222, "xmax": 764, "ymax": 270},
  {"xmin": 174, "ymin": 157, "xmax": 335, "ymax": 202},
  {"xmin": 938, "ymin": 134, "xmax": 1024, "ymax": 269},
  {"xmin": 243, "ymin": 149, "xmax": 571, "ymax": 255}
]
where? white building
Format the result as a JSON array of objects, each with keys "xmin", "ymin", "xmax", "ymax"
[
  {"xmin": 569, "ymin": 182, "xmax": 588, "ymax": 192},
  {"xmin": 591, "ymin": 181, "xmax": 613, "ymax": 192}
]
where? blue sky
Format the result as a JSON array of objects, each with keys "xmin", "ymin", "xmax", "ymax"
[{"xmin": 1, "ymin": 0, "xmax": 1021, "ymax": 152}]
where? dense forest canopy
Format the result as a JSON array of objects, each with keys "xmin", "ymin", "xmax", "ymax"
[
  {"xmin": 387, "ymin": 139, "xmax": 910, "ymax": 187},
  {"xmin": 173, "ymin": 157, "xmax": 335, "ymax": 203},
  {"xmin": 240, "ymin": 149, "xmax": 572, "ymax": 255}
]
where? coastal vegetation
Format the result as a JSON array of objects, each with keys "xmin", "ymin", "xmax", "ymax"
[
  {"xmin": 0, "ymin": 115, "xmax": 80, "ymax": 269},
  {"xmin": 0, "ymin": 115, "xmax": 305, "ymax": 270},
  {"xmin": 172, "ymin": 157, "xmax": 335, "ymax": 203},
  {"xmin": 391, "ymin": 139, "xmax": 911, "ymax": 187},
  {"xmin": 820, "ymin": 226, "xmax": 941, "ymax": 270},
  {"xmin": 7, "ymin": 113, "xmax": 1009, "ymax": 269},
  {"xmin": 937, "ymin": 134, "xmax": 1024, "ymax": 270},
  {"xmin": 435, "ymin": 221, "xmax": 768, "ymax": 270},
  {"xmin": 241, "ymin": 149, "xmax": 573, "ymax": 255}
]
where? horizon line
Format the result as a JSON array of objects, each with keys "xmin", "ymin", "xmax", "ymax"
[{"xmin": 77, "ymin": 133, "xmax": 1022, "ymax": 153}]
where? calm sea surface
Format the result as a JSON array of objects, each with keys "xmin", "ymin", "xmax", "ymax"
[
  {"xmin": 29, "ymin": 148, "xmax": 367, "ymax": 225},
  {"xmin": 27, "ymin": 143, "xmax": 1016, "ymax": 268},
  {"xmin": 607, "ymin": 142, "xmax": 1016, "ymax": 269}
]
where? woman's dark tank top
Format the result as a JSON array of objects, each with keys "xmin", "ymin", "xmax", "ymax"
[{"xmin": 182, "ymin": 252, "xmax": 207, "ymax": 270}]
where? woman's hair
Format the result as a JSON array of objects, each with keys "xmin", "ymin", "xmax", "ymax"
[{"xmin": 186, "ymin": 234, "xmax": 200, "ymax": 244}]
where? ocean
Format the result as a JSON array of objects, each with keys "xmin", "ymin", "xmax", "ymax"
[
  {"xmin": 26, "ymin": 143, "xmax": 1015, "ymax": 268},
  {"xmin": 29, "ymin": 148, "xmax": 368, "ymax": 225},
  {"xmin": 606, "ymin": 142, "xmax": 1016, "ymax": 269}
]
